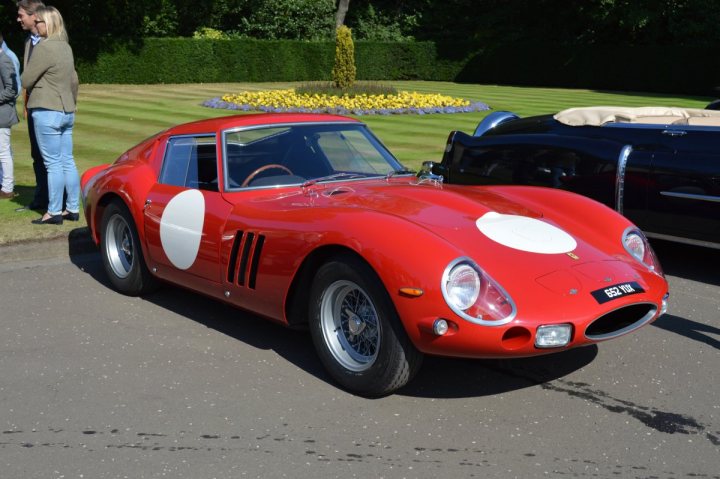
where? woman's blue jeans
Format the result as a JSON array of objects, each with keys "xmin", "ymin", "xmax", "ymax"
[{"xmin": 31, "ymin": 108, "xmax": 79, "ymax": 216}]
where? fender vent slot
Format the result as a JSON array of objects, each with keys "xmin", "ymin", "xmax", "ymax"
[
  {"xmin": 227, "ymin": 231, "xmax": 265, "ymax": 289},
  {"xmin": 227, "ymin": 232, "xmax": 243, "ymax": 283}
]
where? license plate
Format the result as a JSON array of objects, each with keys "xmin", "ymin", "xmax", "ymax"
[{"xmin": 591, "ymin": 281, "xmax": 644, "ymax": 304}]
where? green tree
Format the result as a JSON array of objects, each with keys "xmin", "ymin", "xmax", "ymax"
[
  {"xmin": 172, "ymin": 0, "xmax": 251, "ymax": 36},
  {"xmin": 239, "ymin": 0, "xmax": 336, "ymax": 40},
  {"xmin": 143, "ymin": 0, "xmax": 179, "ymax": 37},
  {"xmin": 49, "ymin": 0, "xmax": 151, "ymax": 59}
]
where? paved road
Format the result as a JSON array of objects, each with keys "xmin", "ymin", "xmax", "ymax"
[{"xmin": 1, "ymin": 236, "xmax": 718, "ymax": 479}]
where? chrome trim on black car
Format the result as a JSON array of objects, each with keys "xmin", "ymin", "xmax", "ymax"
[
  {"xmin": 615, "ymin": 145, "xmax": 633, "ymax": 215},
  {"xmin": 660, "ymin": 191, "xmax": 720, "ymax": 203},
  {"xmin": 645, "ymin": 231, "xmax": 720, "ymax": 250}
]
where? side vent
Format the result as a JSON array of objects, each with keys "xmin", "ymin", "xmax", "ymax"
[{"xmin": 226, "ymin": 231, "xmax": 265, "ymax": 289}]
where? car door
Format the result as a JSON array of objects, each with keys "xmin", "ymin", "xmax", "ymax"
[
  {"xmin": 442, "ymin": 132, "xmax": 627, "ymax": 207},
  {"xmin": 643, "ymin": 125, "xmax": 720, "ymax": 246},
  {"xmin": 142, "ymin": 134, "xmax": 234, "ymax": 290}
]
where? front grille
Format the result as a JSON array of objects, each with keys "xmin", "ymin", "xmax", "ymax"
[{"xmin": 585, "ymin": 303, "xmax": 657, "ymax": 340}]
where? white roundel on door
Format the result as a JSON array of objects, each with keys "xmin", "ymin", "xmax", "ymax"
[
  {"xmin": 476, "ymin": 212, "xmax": 577, "ymax": 254},
  {"xmin": 160, "ymin": 189, "xmax": 205, "ymax": 269}
]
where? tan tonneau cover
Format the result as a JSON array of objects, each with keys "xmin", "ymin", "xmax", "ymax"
[{"xmin": 554, "ymin": 106, "xmax": 720, "ymax": 127}]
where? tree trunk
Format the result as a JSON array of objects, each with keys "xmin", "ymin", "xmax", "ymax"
[{"xmin": 336, "ymin": 0, "xmax": 350, "ymax": 28}]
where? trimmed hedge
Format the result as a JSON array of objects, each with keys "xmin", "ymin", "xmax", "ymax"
[
  {"xmin": 75, "ymin": 38, "xmax": 719, "ymax": 96},
  {"xmin": 76, "ymin": 38, "xmax": 470, "ymax": 84},
  {"xmin": 77, "ymin": 39, "xmax": 338, "ymax": 83}
]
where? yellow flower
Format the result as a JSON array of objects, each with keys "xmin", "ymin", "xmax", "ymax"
[{"xmin": 217, "ymin": 88, "xmax": 480, "ymax": 114}]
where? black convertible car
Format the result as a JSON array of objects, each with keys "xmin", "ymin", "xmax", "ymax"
[{"xmin": 426, "ymin": 106, "xmax": 720, "ymax": 249}]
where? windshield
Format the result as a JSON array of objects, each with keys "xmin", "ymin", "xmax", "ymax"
[{"xmin": 222, "ymin": 123, "xmax": 407, "ymax": 189}]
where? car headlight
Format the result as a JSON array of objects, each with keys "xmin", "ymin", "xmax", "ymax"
[
  {"xmin": 445, "ymin": 263, "xmax": 480, "ymax": 310},
  {"xmin": 622, "ymin": 227, "xmax": 664, "ymax": 276},
  {"xmin": 442, "ymin": 258, "xmax": 516, "ymax": 326}
]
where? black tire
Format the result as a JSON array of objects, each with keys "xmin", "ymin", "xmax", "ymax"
[
  {"xmin": 309, "ymin": 255, "xmax": 423, "ymax": 397},
  {"xmin": 100, "ymin": 200, "xmax": 158, "ymax": 296}
]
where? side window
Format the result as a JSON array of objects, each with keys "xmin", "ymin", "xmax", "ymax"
[{"xmin": 159, "ymin": 135, "xmax": 218, "ymax": 191}]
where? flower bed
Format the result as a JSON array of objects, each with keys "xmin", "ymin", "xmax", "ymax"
[{"xmin": 203, "ymin": 89, "xmax": 490, "ymax": 115}]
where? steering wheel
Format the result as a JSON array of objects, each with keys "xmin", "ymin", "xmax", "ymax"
[{"xmin": 241, "ymin": 164, "xmax": 294, "ymax": 187}]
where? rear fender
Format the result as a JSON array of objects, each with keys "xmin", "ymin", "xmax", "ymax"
[
  {"xmin": 473, "ymin": 111, "xmax": 521, "ymax": 136},
  {"xmin": 86, "ymin": 163, "xmax": 157, "ymax": 252}
]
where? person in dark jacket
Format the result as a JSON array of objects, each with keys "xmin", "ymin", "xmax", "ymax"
[
  {"xmin": 16, "ymin": 0, "xmax": 47, "ymax": 209},
  {"xmin": 0, "ymin": 36, "xmax": 19, "ymax": 199}
]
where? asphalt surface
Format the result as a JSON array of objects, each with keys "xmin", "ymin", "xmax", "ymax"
[{"xmin": 0, "ymin": 230, "xmax": 718, "ymax": 479}]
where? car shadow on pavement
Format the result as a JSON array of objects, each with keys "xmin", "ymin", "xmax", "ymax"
[
  {"xmin": 72, "ymin": 251, "xmax": 598, "ymax": 399},
  {"xmin": 400, "ymin": 347, "xmax": 598, "ymax": 398},
  {"xmin": 652, "ymin": 314, "xmax": 720, "ymax": 351}
]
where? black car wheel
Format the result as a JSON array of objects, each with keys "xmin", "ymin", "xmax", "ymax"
[
  {"xmin": 309, "ymin": 254, "xmax": 422, "ymax": 397},
  {"xmin": 100, "ymin": 200, "xmax": 158, "ymax": 296}
]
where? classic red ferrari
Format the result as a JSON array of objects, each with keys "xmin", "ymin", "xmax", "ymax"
[{"xmin": 81, "ymin": 113, "xmax": 669, "ymax": 396}]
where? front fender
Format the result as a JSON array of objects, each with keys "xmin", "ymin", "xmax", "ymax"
[{"xmin": 278, "ymin": 208, "xmax": 466, "ymax": 343}]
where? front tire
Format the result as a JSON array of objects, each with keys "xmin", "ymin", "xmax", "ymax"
[
  {"xmin": 309, "ymin": 255, "xmax": 423, "ymax": 397},
  {"xmin": 100, "ymin": 200, "xmax": 158, "ymax": 296}
]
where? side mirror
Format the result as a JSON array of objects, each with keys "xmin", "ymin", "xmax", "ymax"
[{"xmin": 417, "ymin": 161, "xmax": 444, "ymax": 185}]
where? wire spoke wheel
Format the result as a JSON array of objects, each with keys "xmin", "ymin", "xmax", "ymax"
[
  {"xmin": 320, "ymin": 280, "xmax": 381, "ymax": 372},
  {"xmin": 309, "ymin": 255, "xmax": 423, "ymax": 396}
]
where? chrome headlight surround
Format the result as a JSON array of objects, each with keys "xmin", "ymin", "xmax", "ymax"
[
  {"xmin": 441, "ymin": 257, "xmax": 517, "ymax": 326},
  {"xmin": 622, "ymin": 227, "xmax": 664, "ymax": 276}
]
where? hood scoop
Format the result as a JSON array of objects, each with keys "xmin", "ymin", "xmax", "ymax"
[{"xmin": 322, "ymin": 186, "xmax": 355, "ymax": 197}]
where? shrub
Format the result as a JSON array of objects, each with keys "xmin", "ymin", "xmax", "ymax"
[
  {"xmin": 332, "ymin": 25, "xmax": 357, "ymax": 89},
  {"xmin": 193, "ymin": 27, "xmax": 228, "ymax": 39}
]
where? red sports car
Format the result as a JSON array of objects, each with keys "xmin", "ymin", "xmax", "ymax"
[{"xmin": 81, "ymin": 113, "xmax": 669, "ymax": 396}]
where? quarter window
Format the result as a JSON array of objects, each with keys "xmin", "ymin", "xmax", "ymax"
[{"xmin": 159, "ymin": 135, "xmax": 218, "ymax": 191}]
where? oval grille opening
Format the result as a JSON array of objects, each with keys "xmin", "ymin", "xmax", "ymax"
[{"xmin": 585, "ymin": 303, "xmax": 656, "ymax": 340}]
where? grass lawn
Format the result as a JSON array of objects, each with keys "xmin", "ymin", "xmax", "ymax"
[{"xmin": 0, "ymin": 81, "xmax": 712, "ymax": 245}]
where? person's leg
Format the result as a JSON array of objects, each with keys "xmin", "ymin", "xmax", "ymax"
[
  {"xmin": 32, "ymin": 109, "xmax": 64, "ymax": 216},
  {"xmin": 28, "ymin": 113, "xmax": 49, "ymax": 209},
  {"xmin": 0, "ymin": 128, "xmax": 13, "ymax": 194},
  {"xmin": 60, "ymin": 112, "xmax": 79, "ymax": 214}
]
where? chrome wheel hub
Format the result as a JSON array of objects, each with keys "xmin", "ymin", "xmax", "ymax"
[
  {"xmin": 319, "ymin": 280, "xmax": 380, "ymax": 372},
  {"xmin": 105, "ymin": 215, "xmax": 134, "ymax": 279}
]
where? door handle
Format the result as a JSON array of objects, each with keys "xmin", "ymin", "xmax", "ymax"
[{"xmin": 662, "ymin": 129, "xmax": 687, "ymax": 136}]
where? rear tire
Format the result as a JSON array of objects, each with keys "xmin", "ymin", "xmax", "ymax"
[
  {"xmin": 309, "ymin": 255, "xmax": 423, "ymax": 397},
  {"xmin": 100, "ymin": 200, "xmax": 158, "ymax": 296}
]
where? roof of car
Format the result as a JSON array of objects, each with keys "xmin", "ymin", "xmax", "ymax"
[
  {"xmin": 166, "ymin": 113, "xmax": 361, "ymax": 136},
  {"xmin": 554, "ymin": 106, "xmax": 720, "ymax": 127}
]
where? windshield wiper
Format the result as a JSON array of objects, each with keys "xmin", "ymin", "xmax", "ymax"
[
  {"xmin": 385, "ymin": 167, "xmax": 415, "ymax": 179},
  {"xmin": 301, "ymin": 172, "xmax": 367, "ymax": 188}
]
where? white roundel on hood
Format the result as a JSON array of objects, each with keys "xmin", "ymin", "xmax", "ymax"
[
  {"xmin": 476, "ymin": 212, "xmax": 577, "ymax": 254},
  {"xmin": 160, "ymin": 189, "xmax": 205, "ymax": 269}
]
